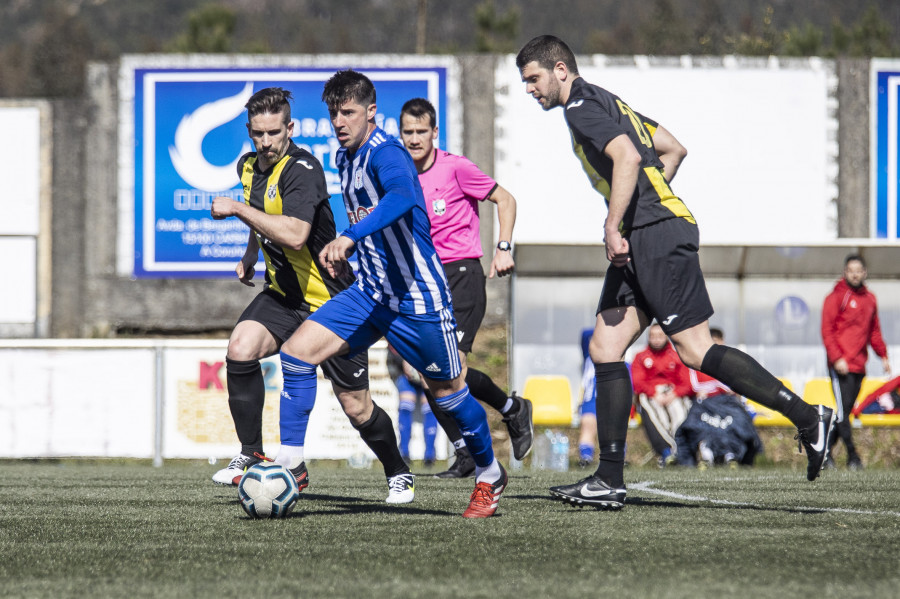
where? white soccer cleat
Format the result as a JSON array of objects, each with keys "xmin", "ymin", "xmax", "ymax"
[
  {"xmin": 386, "ymin": 473, "xmax": 415, "ymax": 504},
  {"xmin": 212, "ymin": 453, "xmax": 264, "ymax": 486}
]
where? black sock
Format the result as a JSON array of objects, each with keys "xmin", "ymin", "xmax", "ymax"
[
  {"xmin": 465, "ymin": 368, "xmax": 510, "ymax": 413},
  {"xmin": 424, "ymin": 387, "xmax": 464, "ymax": 444},
  {"xmin": 700, "ymin": 345, "xmax": 816, "ymax": 429},
  {"xmin": 226, "ymin": 358, "xmax": 265, "ymax": 456},
  {"xmin": 355, "ymin": 403, "xmax": 409, "ymax": 478},
  {"xmin": 592, "ymin": 362, "xmax": 632, "ymax": 488}
]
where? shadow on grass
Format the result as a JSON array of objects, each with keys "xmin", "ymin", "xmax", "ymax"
[
  {"xmin": 506, "ymin": 493, "xmax": 828, "ymax": 515},
  {"xmin": 624, "ymin": 496, "xmax": 827, "ymax": 514}
]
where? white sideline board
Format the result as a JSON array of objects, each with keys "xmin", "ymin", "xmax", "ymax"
[{"xmin": 495, "ymin": 55, "xmax": 838, "ymax": 245}]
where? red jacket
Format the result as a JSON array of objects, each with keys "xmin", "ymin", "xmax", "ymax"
[
  {"xmin": 631, "ymin": 343, "xmax": 692, "ymax": 398},
  {"xmin": 852, "ymin": 376, "xmax": 900, "ymax": 416},
  {"xmin": 821, "ymin": 279, "xmax": 887, "ymax": 373}
]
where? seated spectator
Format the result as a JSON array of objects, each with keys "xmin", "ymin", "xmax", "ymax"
[
  {"xmin": 678, "ymin": 327, "xmax": 763, "ymax": 468},
  {"xmin": 632, "ymin": 323, "xmax": 693, "ymax": 467}
]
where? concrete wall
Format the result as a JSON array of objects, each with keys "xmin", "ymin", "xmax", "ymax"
[{"xmin": 46, "ymin": 56, "xmax": 871, "ymax": 338}]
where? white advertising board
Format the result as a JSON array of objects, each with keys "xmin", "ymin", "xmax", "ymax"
[
  {"xmin": 0, "ymin": 237, "xmax": 36, "ymax": 324},
  {"xmin": 160, "ymin": 348, "xmax": 405, "ymax": 460},
  {"xmin": 0, "ymin": 341, "xmax": 445, "ymax": 462},
  {"xmin": 495, "ymin": 55, "xmax": 838, "ymax": 245},
  {"xmin": 0, "ymin": 347, "xmax": 156, "ymax": 457},
  {"xmin": 0, "ymin": 105, "xmax": 41, "ymax": 236}
]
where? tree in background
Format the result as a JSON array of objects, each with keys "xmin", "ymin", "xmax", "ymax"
[
  {"xmin": 166, "ymin": 4, "xmax": 237, "ymax": 53},
  {"xmin": 474, "ymin": 0, "xmax": 519, "ymax": 53}
]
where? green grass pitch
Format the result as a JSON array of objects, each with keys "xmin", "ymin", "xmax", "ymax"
[{"xmin": 2, "ymin": 460, "xmax": 899, "ymax": 598}]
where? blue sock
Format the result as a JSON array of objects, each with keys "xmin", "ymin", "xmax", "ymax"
[
  {"xmin": 579, "ymin": 443, "xmax": 594, "ymax": 462},
  {"xmin": 435, "ymin": 385, "xmax": 494, "ymax": 467},
  {"xmin": 397, "ymin": 400, "xmax": 414, "ymax": 458},
  {"xmin": 423, "ymin": 408, "xmax": 437, "ymax": 461},
  {"xmin": 279, "ymin": 352, "xmax": 317, "ymax": 446}
]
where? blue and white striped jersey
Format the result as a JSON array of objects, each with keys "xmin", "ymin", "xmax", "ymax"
[{"xmin": 337, "ymin": 127, "xmax": 451, "ymax": 315}]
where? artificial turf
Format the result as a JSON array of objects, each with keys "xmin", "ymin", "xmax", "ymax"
[{"xmin": 1, "ymin": 460, "xmax": 899, "ymax": 598}]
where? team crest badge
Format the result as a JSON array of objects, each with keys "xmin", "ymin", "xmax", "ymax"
[
  {"xmin": 354, "ymin": 169, "xmax": 364, "ymax": 189},
  {"xmin": 433, "ymin": 199, "xmax": 446, "ymax": 215},
  {"xmin": 267, "ymin": 184, "xmax": 277, "ymax": 200}
]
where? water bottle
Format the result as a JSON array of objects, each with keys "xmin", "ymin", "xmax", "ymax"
[
  {"xmin": 551, "ymin": 432, "xmax": 570, "ymax": 472},
  {"xmin": 531, "ymin": 429, "xmax": 553, "ymax": 470},
  {"xmin": 348, "ymin": 450, "xmax": 372, "ymax": 469}
]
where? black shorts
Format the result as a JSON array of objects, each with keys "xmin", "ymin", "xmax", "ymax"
[
  {"xmin": 444, "ymin": 258, "xmax": 486, "ymax": 354},
  {"xmin": 237, "ymin": 289, "xmax": 369, "ymax": 390},
  {"xmin": 598, "ymin": 217, "xmax": 713, "ymax": 336}
]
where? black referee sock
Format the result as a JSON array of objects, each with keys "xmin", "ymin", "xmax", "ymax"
[
  {"xmin": 592, "ymin": 362, "xmax": 632, "ymax": 488},
  {"xmin": 424, "ymin": 387, "xmax": 465, "ymax": 445},
  {"xmin": 226, "ymin": 358, "xmax": 265, "ymax": 456},
  {"xmin": 465, "ymin": 367, "xmax": 511, "ymax": 413},
  {"xmin": 355, "ymin": 403, "xmax": 409, "ymax": 478},
  {"xmin": 700, "ymin": 344, "xmax": 816, "ymax": 430}
]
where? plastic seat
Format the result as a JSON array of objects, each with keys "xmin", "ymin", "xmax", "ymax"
[
  {"xmin": 522, "ymin": 375, "xmax": 573, "ymax": 426},
  {"xmin": 744, "ymin": 377, "xmax": 793, "ymax": 426},
  {"xmin": 801, "ymin": 378, "xmax": 838, "ymax": 408}
]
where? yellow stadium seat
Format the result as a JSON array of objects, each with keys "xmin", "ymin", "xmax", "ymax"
[
  {"xmin": 801, "ymin": 378, "xmax": 837, "ymax": 408},
  {"xmin": 746, "ymin": 400, "xmax": 792, "ymax": 426},
  {"xmin": 522, "ymin": 375, "xmax": 573, "ymax": 426},
  {"xmin": 743, "ymin": 378, "xmax": 794, "ymax": 426}
]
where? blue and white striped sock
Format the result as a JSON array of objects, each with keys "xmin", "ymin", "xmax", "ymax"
[{"xmin": 435, "ymin": 385, "xmax": 494, "ymax": 468}]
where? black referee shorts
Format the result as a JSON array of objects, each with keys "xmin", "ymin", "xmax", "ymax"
[
  {"xmin": 237, "ymin": 289, "xmax": 369, "ymax": 391},
  {"xmin": 444, "ymin": 258, "xmax": 487, "ymax": 354},
  {"xmin": 597, "ymin": 217, "xmax": 713, "ymax": 336}
]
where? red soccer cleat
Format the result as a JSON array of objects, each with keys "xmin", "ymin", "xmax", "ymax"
[{"xmin": 462, "ymin": 463, "xmax": 508, "ymax": 518}]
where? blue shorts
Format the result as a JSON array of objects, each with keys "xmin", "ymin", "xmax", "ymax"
[
  {"xmin": 578, "ymin": 356, "xmax": 597, "ymax": 416},
  {"xmin": 310, "ymin": 285, "xmax": 462, "ymax": 381},
  {"xmin": 396, "ymin": 374, "xmax": 424, "ymax": 396}
]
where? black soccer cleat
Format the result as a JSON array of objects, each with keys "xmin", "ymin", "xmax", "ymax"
[
  {"xmin": 795, "ymin": 404, "xmax": 837, "ymax": 481},
  {"xmin": 549, "ymin": 475, "xmax": 626, "ymax": 510},
  {"xmin": 289, "ymin": 461, "xmax": 310, "ymax": 491},
  {"xmin": 503, "ymin": 394, "xmax": 535, "ymax": 461},
  {"xmin": 435, "ymin": 447, "xmax": 476, "ymax": 479}
]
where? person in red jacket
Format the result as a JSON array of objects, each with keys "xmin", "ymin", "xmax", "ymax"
[
  {"xmin": 821, "ymin": 254, "xmax": 891, "ymax": 469},
  {"xmin": 631, "ymin": 323, "xmax": 693, "ymax": 466}
]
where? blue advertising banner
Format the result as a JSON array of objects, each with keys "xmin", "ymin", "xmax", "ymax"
[
  {"xmin": 128, "ymin": 63, "xmax": 453, "ymax": 277},
  {"xmin": 872, "ymin": 59, "xmax": 900, "ymax": 239}
]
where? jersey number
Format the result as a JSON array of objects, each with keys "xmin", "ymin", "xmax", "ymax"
[{"xmin": 616, "ymin": 99, "xmax": 653, "ymax": 148}]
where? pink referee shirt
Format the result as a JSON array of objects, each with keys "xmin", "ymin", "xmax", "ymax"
[{"xmin": 417, "ymin": 149, "xmax": 498, "ymax": 264}]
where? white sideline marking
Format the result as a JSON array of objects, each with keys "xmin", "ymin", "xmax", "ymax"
[{"xmin": 631, "ymin": 480, "xmax": 900, "ymax": 517}]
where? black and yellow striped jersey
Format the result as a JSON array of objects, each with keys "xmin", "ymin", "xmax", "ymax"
[
  {"xmin": 564, "ymin": 77, "xmax": 695, "ymax": 231},
  {"xmin": 238, "ymin": 141, "xmax": 352, "ymax": 310}
]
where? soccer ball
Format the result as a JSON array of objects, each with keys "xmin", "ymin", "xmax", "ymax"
[{"xmin": 237, "ymin": 463, "xmax": 300, "ymax": 519}]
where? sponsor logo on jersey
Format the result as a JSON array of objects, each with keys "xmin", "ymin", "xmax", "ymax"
[
  {"xmin": 347, "ymin": 206, "xmax": 373, "ymax": 224},
  {"xmin": 432, "ymin": 199, "xmax": 446, "ymax": 216},
  {"xmin": 566, "ymin": 99, "xmax": 585, "ymax": 109},
  {"xmin": 297, "ymin": 159, "xmax": 313, "ymax": 170}
]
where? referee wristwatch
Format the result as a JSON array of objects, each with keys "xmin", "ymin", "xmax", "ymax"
[{"xmin": 497, "ymin": 240, "xmax": 512, "ymax": 251}]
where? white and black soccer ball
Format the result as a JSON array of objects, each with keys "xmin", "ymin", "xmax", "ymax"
[{"xmin": 237, "ymin": 463, "xmax": 300, "ymax": 519}]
